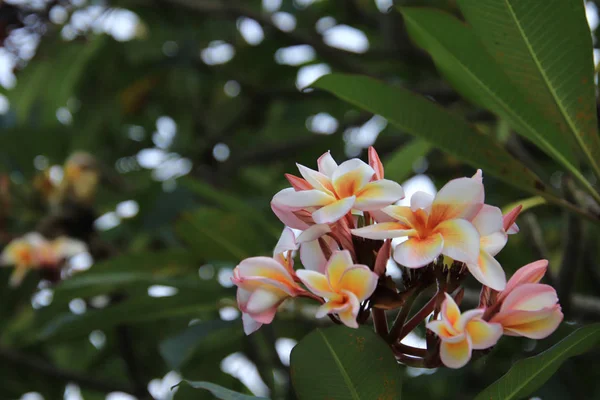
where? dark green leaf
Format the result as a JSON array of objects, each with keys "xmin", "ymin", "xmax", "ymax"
[
  {"xmin": 458, "ymin": 0, "xmax": 600, "ymax": 184},
  {"xmin": 476, "ymin": 324, "xmax": 600, "ymax": 400},
  {"xmin": 313, "ymin": 74, "xmax": 546, "ymax": 196},
  {"xmin": 159, "ymin": 321, "xmax": 240, "ymax": 369},
  {"xmin": 401, "ymin": 7, "xmax": 599, "ymax": 201},
  {"xmin": 383, "ymin": 139, "xmax": 431, "ymax": 183},
  {"xmin": 176, "ymin": 208, "xmax": 269, "ymax": 262},
  {"xmin": 181, "ymin": 178, "xmax": 280, "ymax": 239},
  {"xmin": 290, "ymin": 325, "xmax": 401, "ymax": 400}
]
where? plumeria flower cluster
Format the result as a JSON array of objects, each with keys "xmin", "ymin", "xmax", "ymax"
[
  {"xmin": 231, "ymin": 147, "xmax": 563, "ymax": 369},
  {"xmin": 0, "ymin": 232, "xmax": 87, "ymax": 286}
]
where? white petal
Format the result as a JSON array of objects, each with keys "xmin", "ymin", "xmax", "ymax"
[
  {"xmin": 410, "ymin": 191, "xmax": 434, "ymax": 212},
  {"xmin": 272, "ymin": 187, "xmax": 335, "ymax": 208},
  {"xmin": 312, "ymin": 196, "xmax": 356, "ymax": 224},
  {"xmin": 318, "ymin": 151, "xmax": 338, "ymax": 177},
  {"xmin": 297, "ymin": 224, "xmax": 331, "ymax": 243}
]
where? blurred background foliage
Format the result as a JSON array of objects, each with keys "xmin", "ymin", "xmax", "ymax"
[{"xmin": 0, "ymin": 0, "xmax": 599, "ymax": 399}]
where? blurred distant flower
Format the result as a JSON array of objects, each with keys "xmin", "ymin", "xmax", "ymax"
[{"xmin": 1, "ymin": 233, "xmax": 87, "ymax": 286}]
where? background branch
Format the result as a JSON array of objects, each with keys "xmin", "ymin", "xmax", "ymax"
[{"xmin": 0, "ymin": 346, "xmax": 134, "ymax": 394}]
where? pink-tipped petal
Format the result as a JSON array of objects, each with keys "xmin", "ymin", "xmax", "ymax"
[
  {"xmin": 467, "ymin": 250, "xmax": 507, "ymax": 291},
  {"xmin": 325, "ymin": 250, "xmax": 354, "ymax": 288},
  {"xmin": 242, "ymin": 313, "xmax": 263, "ymax": 335},
  {"xmin": 296, "ymin": 269, "xmax": 332, "ymax": 298},
  {"xmin": 497, "ymin": 306, "xmax": 563, "ymax": 339},
  {"xmin": 410, "ymin": 191, "xmax": 434, "ymax": 212},
  {"xmin": 318, "ymin": 151, "xmax": 338, "ymax": 177},
  {"xmin": 315, "ymin": 297, "xmax": 349, "ymax": 318},
  {"xmin": 507, "ymin": 223, "xmax": 520, "ymax": 235},
  {"xmin": 471, "ymin": 169, "xmax": 483, "ymax": 183},
  {"xmin": 501, "ymin": 260, "xmax": 548, "ymax": 300},
  {"xmin": 338, "ymin": 266, "xmax": 378, "ymax": 301},
  {"xmin": 427, "ymin": 320, "xmax": 462, "ymax": 342},
  {"xmin": 299, "ymin": 239, "xmax": 328, "ymax": 273},
  {"xmin": 271, "ymin": 201, "xmax": 310, "ymax": 230},
  {"xmin": 354, "ymin": 179, "xmax": 404, "ymax": 211},
  {"xmin": 297, "ymin": 224, "xmax": 331, "ymax": 243},
  {"xmin": 237, "ymin": 287, "xmax": 252, "ymax": 309},
  {"xmin": 368, "ymin": 146, "xmax": 384, "ymax": 180},
  {"xmin": 456, "ymin": 309, "xmax": 485, "ymax": 331},
  {"xmin": 236, "ymin": 257, "xmax": 295, "ymax": 284},
  {"xmin": 312, "ymin": 196, "xmax": 356, "ymax": 224},
  {"xmin": 430, "ymin": 177, "xmax": 484, "ymax": 225},
  {"xmin": 338, "ymin": 308, "xmax": 360, "ymax": 329},
  {"xmin": 435, "ymin": 219, "xmax": 480, "ymax": 264},
  {"xmin": 337, "ymin": 290, "xmax": 361, "ymax": 328},
  {"xmin": 503, "ymin": 204, "xmax": 522, "ymax": 233},
  {"xmin": 393, "ymin": 233, "xmax": 444, "ymax": 268},
  {"xmin": 500, "ymin": 284, "xmax": 559, "ymax": 312},
  {"xmin": 369, "ymin": 209, "xmax": 396, "ymax": 223},
  {"xmin": 250, "ymin": 307, "xmax": 279, "ymax": 325},
  {"xmin": 285, "ymin": 174, "xmax": 313, "ymax": 191},
  {"xmin": 440, "ymin": 337, "xmax": 473, "ymax": 369},
  {"xmin": 480, "ymin": 231, "xmax": 508, "ymax": 256},
  {"xmin": 351, "ymin": 222, "xmax": 415, "ymax": 240},
  {"xmin": 441, "ymin": 292, "xmax": 462, "ymax": 328},
  {"xmin": 332, "ymin": 159, "xmax": 375, "ymax": 198},
  {"xmin": 246, "ymin": 288, "xmax": 286, "ymax": 315},
  {"xmin": 472, "ymin": 205, "xmax": 504, "ymax": 236},
  {"xmin": 296, "ymin": 164, "xmax": 335, "ymax": 195},
  {"xmin": 273, "ymin": 227, "xmax": 298, "ymax": 257},
  {"xmin": 382, "ymin": 205, "xmax": 415, "ymax": 227},
  {"xmin": 466, "ymin": 319, "xmax": 503, "ymax": 349},
  {"xmin": 273, "ymin": 187, "xmax": 335, "ymax": 209}
]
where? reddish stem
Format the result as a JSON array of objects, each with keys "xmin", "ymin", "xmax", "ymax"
[
  {"xmin": 371, "ymin": 308, "xmax": 388, "ymax": 339},
  {"xmin": 387, "ymin": 286, "xmax": 420, "ymax": 343},
  {"xmin": 393, "ymin": 342, "xmax": 427, "ymax": 358},
  {"xmin": 397, "ymin": 292, "xmax": 440, "ymax": 342},
  {"xmin": 393, "ymin": 352, "xmax": 427, "ymax": 368}
]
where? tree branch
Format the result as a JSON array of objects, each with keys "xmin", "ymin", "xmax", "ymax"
[
  {"xmin": 117, "ymin": 325, "xmax": 155, "ymax": 400},
  {"xmin": 557, "ymin": 182, "xmax": 585, "ymax": 317},
  {"xmin": 0, "ymin": 346, "xmax": 134, "ymax": 394}
]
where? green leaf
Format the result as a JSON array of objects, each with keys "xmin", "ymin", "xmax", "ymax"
[
  {"xmin": 458, "ymin": 0, "xmax": 600, "ymax": 183},
  {"xmin": 502, "ymin": 196, "xmax": 546, "ymax": 214},
  {"xmin": 290, "ymin": 325, "xmax": 401, "ymax": 400},
  {"xmin": 36, "ymin": 290, "xmax": 226, "ymax": 342},
  {"xmin": 159, "ymin": 321, "xmax": 240, "ymax": 369},
  {"xmin": 181, "ymin": 178, "xmax": 279, "ymax": 239},
  {"xmin": 178, "ymin": 381, "xmax": 268, "ymax": 400},
  {"xmin": 313, "ymin": 74, "xmax": 546, "ymax": 197},
  {"xmin": 3, "ymin": 35, "xmax": 105, "ymax": 125},
  {"xmin": 176, "ymin": 208, "xmax": 268, "ymax": 262},
  {"xmin": 475, "ymin": 324, "xmax": 600, "ymax": 400},
  {"xmin": 383, "ymin": 139, "xmax": 431, "ymax": 183},
  {"xmin": 400, "ymin": 7, "xmax": 600, "ymax": 203}
]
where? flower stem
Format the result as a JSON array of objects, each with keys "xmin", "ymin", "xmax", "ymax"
[
  {"xmin": 397, "ymin": 292, "xmax": 439, "ymax": 342},
  {"xmin": 393, "ymin": 342, "xmax": 427, "ymax": 358},
  {"xmin": 394, "ymin": 352, "xmax": 427, "ymax": 368},
  {"xmin": 371, "ymin": 308, "xmax": 388, "ymax": 339},
  {"xmin": 387, "ymin": 287, "xmax": 419, "ymax": 343}
]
